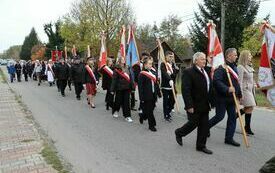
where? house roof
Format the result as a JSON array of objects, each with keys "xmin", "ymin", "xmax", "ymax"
[{"xmin": 149, "ymin": 41, "xmax": 184, "ymax": 64}]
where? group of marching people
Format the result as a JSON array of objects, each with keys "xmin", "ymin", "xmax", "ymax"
[
  {"xmin": 175, "ymin": 48, "xmax": 257, "ymax": 154},
  {"xmin": 7, "ymin": 60, "xmax": 49, "ymax": 83},
  {"xmin": 7, "ymin": 47, "xmax": 257, "ymax": 154}
]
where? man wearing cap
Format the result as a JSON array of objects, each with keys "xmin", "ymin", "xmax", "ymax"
[
  {"xmin": 55, "ymin": 58, "xmax": 70, "ymax": 97},
  {"xmin": 71, "ymin": 57, "xmax": 85, "ymax": 100}
]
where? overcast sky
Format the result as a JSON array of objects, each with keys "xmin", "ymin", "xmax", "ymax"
[{"xmin": 0, "ymin": 0, "xmax": 274, "ymax": 53}]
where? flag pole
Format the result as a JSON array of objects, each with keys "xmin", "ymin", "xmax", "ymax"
[
  {"xmin": 64, "ymin": 46, "xmax": 67, "ymax": 59},
  {"xmin": 208, "ymin": 20, "xmax": 249, "ymax": 147},
  {"xmin": 224, "ymin": 65, "xmax": 249, "ymax": 148},
  {"xmin": 87, "ymin": 45, "xmax": 91, "ymax": 57},
  {"xmin": 157, "ymin": 39, "xmax": 179, "ymax": 113}
]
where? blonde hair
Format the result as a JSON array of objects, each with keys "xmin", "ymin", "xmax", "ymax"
[{"xmin": 239, "ymin": 50, "xmax": 251, "ymax": 66}]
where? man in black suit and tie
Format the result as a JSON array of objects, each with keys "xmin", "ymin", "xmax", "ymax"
[{"xmin": 175, "ymin": 52, "xmax": 213, "ymax": 154}]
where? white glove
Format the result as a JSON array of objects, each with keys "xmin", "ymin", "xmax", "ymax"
[{"xmin": 169, "ymin": 80, "xmax": 174, "ymax": 87}]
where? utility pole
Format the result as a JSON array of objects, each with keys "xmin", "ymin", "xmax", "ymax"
[{"xmin": 221, "ymin": 0, "xmax": 225, "ymax": 50}]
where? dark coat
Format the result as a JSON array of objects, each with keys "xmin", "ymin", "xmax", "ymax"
[
  {"xmin": 71, "ymin": 63, "xmax": 85, "ymax": 83},
  {"xmin": 138, "ymin": 69, "xmax": 161, "ymax": 102},
  {"xmin": 182, "ymin": 65, "xmax": 213, "ymax": 113},
  {"xmin": 55, "ymin": 63, "xmax": 70, "ymax": 80},
  {"xmin": 110, "ymin": 66, "xmax": 133, "ymax": 92},
  {"xmin": 15, "ymin": 63, "xmax": 22, "ymax": 72},
  {"xmin": 132, "ymin": 63, "xmax": 142, "ymax": 83},
  {"xmin": 99, "ymin": 66, "xmax": 113, "ymax": 90},
  {"xmin": 23, "ymin": 65, "xmax": 28, "ymax": 74},
  {"xmin": 84, "ymin": 65, "xmax": 99, "ymax": 84},
  {"xmin": 160, "ymin": 62, "xmax": 177, "ymax": 88},
  {"xmin": 213, "ymin": 62, "xmax": 242, "ymax": 104}
]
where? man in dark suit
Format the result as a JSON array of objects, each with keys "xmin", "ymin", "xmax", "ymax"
[
  {"xmin": 208, "ymin": 48, "xmax": 242, "ymax": 147},
  {"xmin": 55, "ymin": 58, "xmax": 70, "ymax": 97},
  {"xmin": 175, "ymin": 52, "xmax": 213, "ymax": 154}
]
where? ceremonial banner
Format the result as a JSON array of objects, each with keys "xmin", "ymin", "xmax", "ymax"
[
  {"xmin": 51, "ymin": 50, "xmax": 62, "ymax": 61},
  {"xmin": 120, "ymin": 25, "xmax": 126, "ymax": 62},
  {"xmin": 258, "ymin": 27, "xmax": 275, "ymax": 88},
  {"xmin": 207, "ymin": 21, "xmax": 225, "ymax": 68},
  {"xmin": 98, "ymin": 33, "xmax": 107, "ymax": 69},
  {"xmin": 259, "ymin": 23, "xmax": 275, "ymax": 106},
  {"xmin": 126, "ymin": 25, "xmax": 139, "ymax": 67}
]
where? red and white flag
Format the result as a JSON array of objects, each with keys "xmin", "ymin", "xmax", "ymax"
[
  {"xmin": 98, "ymin": 32, "xmax": 107, "ymax": 69},
  {"xmin": 258, "ymin": 23, "xmax": 275, "ymax": 106},
  {"xmin": 207, "ymin": 21, "xmax": 225, "ymax": 68},
  {"xmin": 120, "ymin": 25, "xmax": 126, "ymax": 61}
]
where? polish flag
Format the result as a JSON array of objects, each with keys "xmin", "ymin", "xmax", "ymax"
[
  {"xmin": 207, "ymin": 21, "xmax": 225, "ymax": 68},
  {"xmin": 258, "ymin": 23, "xmax": 275, "ymax": 106},
  {"xmin": 120, "ymin": 25, "xmax": 126, "ymax": 61},
  {"xmin": 98, "ymin": 33, "xmax": 107, "ymax": 69}
]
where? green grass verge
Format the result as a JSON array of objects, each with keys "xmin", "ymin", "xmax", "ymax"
[
  {"xmin": 255, "ymin": 90, "xmax": 272, "ymax": 107},
  {"xmin": 0, "ymin": 67, "xmax": 7, "ymax": 83},
  {"xmin": 41, "ymin": 143, "xmax": 69, "ymax": 173}
]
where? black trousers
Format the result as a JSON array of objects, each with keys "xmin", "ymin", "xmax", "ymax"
[
  {"xmin": 68, "ymin": 79, "xmax": 72, "ymax": 89},
  {"xmin": 112, "ymin": 90, "xmax": 131, "ymax": 118},
  {"xmin": 59, "ymin": 79, "xmax": 67, "ymax": 95},
  {"xmin": 16, "ymin": 71, "xmax": 21, "ymax": 82},
  {"xmin": 162, "ymin": 89, "xmax": 175, "ymax": 118},
  {"xmin": 131, "ymin": 91, "xmax": 136, "ymax": 108},
  {"xmin": 175, "ymin": 111, "xmax": 209, "ymax": 149},
  {"xmin": 56, "ymin": 79, "xmax": 60, "ymax": 91},
  {"xmin": 142, "ymin": 100, "xmax": 156, "ymax": 128},
  {"xmin": 105, "ymin": 89, "xmax": 114, "ymax": 108},
  {"xmin": 74, "ymin": 82, "xmax": 83, "ymax": 98},
  {"xmin": 23, "ymin": 73, "xmax": 28, "ymax": 81}
]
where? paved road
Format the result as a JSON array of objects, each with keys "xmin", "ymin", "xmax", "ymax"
[{"xmin": 2, "ymin": 66, "xmax": 275, "ymax": 173}]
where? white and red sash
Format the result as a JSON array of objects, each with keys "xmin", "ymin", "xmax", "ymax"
[
  {"xmin": 166, "ymin": 62, "xmax": 173, "ymax": 74},
  {"xmin": 102, "ymin": 65, "xmax": 113, "ymax": 78},
  {"xmin": 151, "ymin": 67, "xmax": 156, "ymax": 72},
  {"xmin": 140, "ymin": 71, "xmax": 157, "ymax": 83},
  {"xmin": 85, "ymin": 65, "xmax": 97, "ymax": 83},
  {"xmin": 227, "ymin": 66, "xmax": 239, "ymax": 81},
  {"xmin": 115, "ymin": 69, "xmax": 130, "ymax": 83}
]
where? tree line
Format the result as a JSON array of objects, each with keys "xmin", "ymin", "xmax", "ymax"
[{"xmin": 2, "ymin": 0, "xmax": 269, "ymax": 61}]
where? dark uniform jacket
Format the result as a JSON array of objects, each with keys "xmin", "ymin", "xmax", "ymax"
[
  {"xmin": 160, "ymin": 62, "xmax": 178, "ymax": 88},
  {"xmin": 213, "ymin": 61, "xmax": 242, "ymax": 104},
  {"xmin": 55, "ymin": 63, "xmax": 70, "ymax": 80},
  {"xmin": 110, "ymin": 65, "xmax": 134, "ymax": 92},
  {"xmin": 15, "ymin": 63, "xmax": 22, "ymax": 72},
  {"xmin": 138, "ymin": 69, "xmax": 161, "ymax": 102},
  {"xmin": 71, "ymin": 63, "xmax": 85, "ymax": 83},
  {"xmin": 99, "ymin": 66, "xmax": 113, "ymax": 90},
  {"xmin": 84, "ymin": 65, "xmax": 99, "ymax": 84},
  {"xmin": 182, "ymin": 65, "xmax": 213, "ymax": 113}
]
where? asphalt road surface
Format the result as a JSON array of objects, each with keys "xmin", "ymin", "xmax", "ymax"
[{"xmin": 2, "ymin": 66, "xmax": 275, "ymax": 173}]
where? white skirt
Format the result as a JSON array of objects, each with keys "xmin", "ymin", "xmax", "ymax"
[{"xmin": 47, "ymin": 71, "xmax": 54, "ymax": 82}]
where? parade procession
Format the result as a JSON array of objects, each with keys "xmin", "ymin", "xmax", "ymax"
[{"xmin": 1, "ymin": 0, "xmax": 275, "ymax": 173}]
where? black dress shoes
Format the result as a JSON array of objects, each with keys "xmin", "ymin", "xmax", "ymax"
[
  {"xmin": 175, "ymin": 131, "xmax": 182, "ymax": 146},
  {"xmin": 196, "ymin": 148, "xmax": 213, "ymax": 155},
  {"xmin": 139, "ymin": 117, "xmax": 143, "ymax": 124},
  {"xmin": 149, "ymin": 126, "xmax": 157, "ymax": 132},
  {"xmin": 225, "ymin": 139, "xmax": 240, "ymax": 147}
]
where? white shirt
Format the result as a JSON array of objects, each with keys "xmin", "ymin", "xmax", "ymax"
[{"xmin": 196, "ymin": 66, "xmax": 210, "ymax": 92}]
